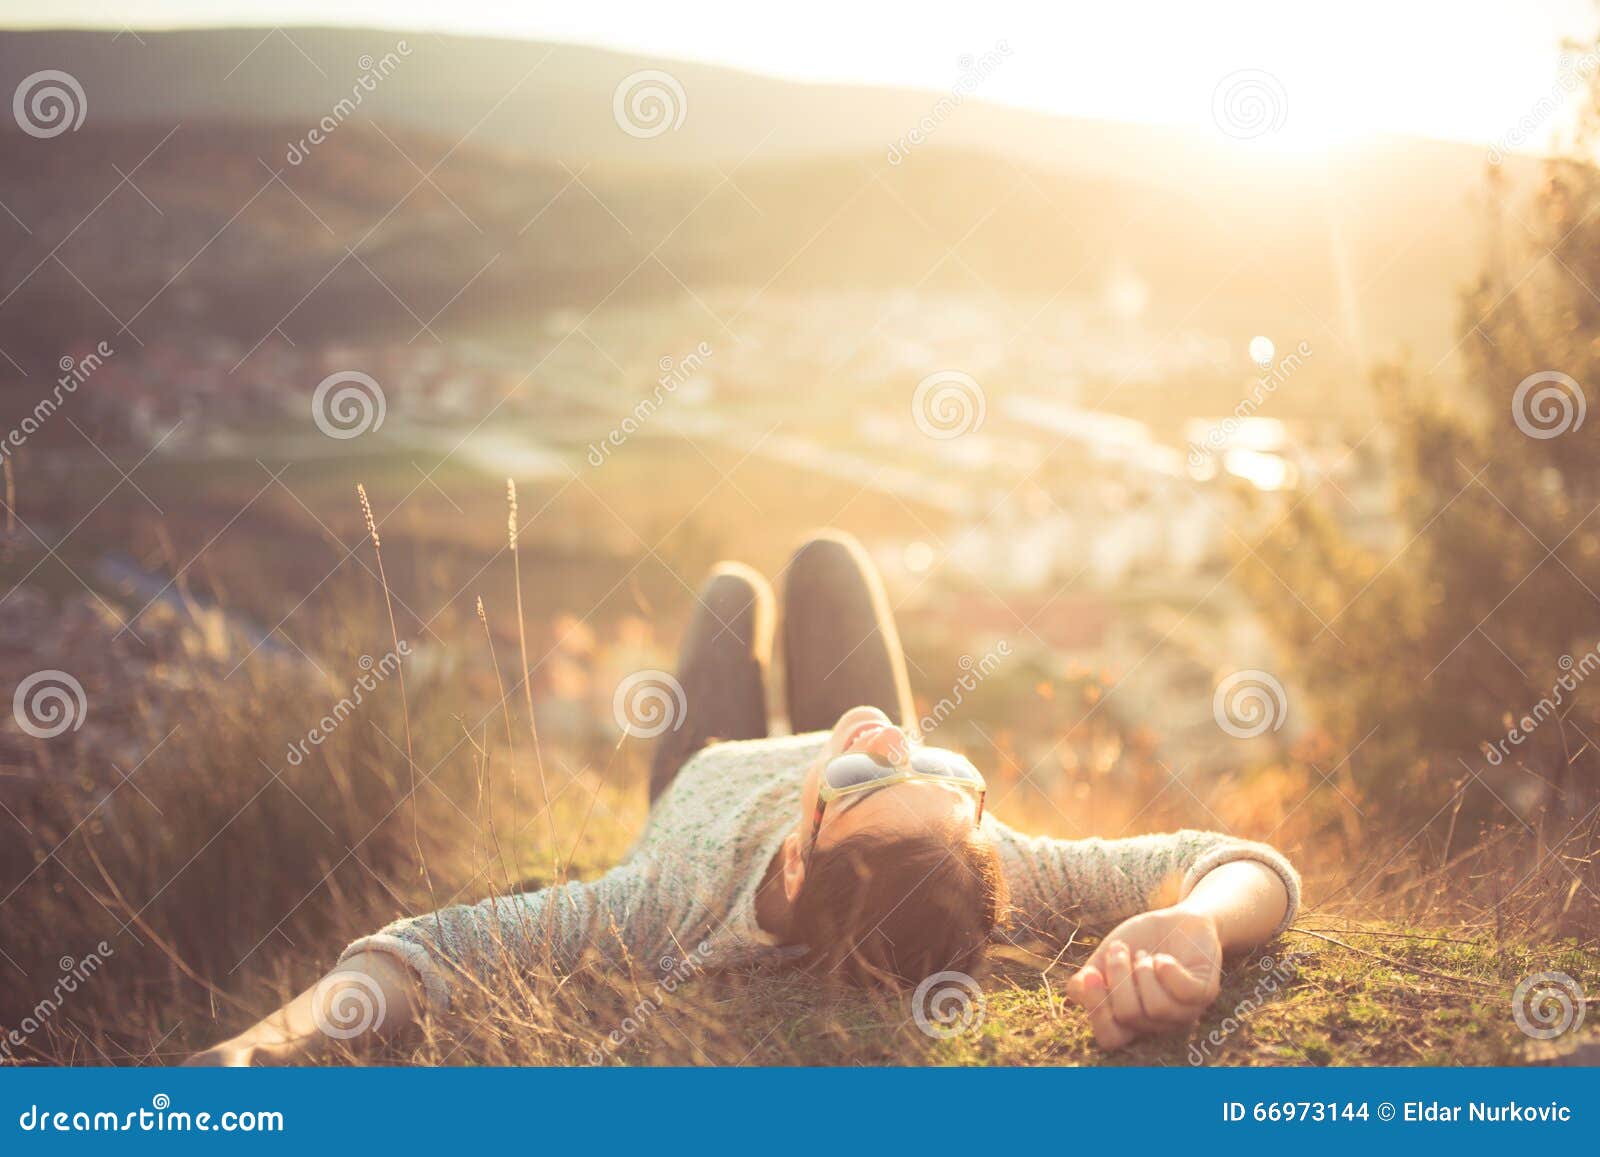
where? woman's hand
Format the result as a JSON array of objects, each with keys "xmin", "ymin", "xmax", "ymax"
[
  {"xmin": 182, "ymin": 951, "xmax": 419, "ymax": 1067},
  {"xmin": 183, "ymin": 1039, "xmax": 270, "ymax": 1067},
  {"xmin": 828, "ymin": 705, "xmax": 911, "ymax": 764},
  {"xmin": 1064, "ymin": 907, "xmax": 1222, "ymax": 1050},
  {"xmin": 1064, "ymin": 859, "xmax": 1290, "ymax": 1049}
]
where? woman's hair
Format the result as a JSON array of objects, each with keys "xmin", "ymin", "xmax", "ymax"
[{"xmin": 792, "ymin": 828, "xmax": 1008, "ymax": 988}]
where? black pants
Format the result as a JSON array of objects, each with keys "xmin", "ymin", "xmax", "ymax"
[{"xmin": 648, "ymin": 531, "xmax": 914, "ymax": 802}]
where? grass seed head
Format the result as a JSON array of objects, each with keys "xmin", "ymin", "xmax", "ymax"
[
  {"xmin": 356, "ymin": 483, "xmax": 379, "ymax": 549},
  {"xmin": 506, "ymin": 478, "xmax": 519, "ymax": 550}
]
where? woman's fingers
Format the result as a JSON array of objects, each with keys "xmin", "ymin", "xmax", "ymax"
[
  {"xmin": 1076, "ymin": 965, "xmax": 1136, "ymax": 1049},
  {"xmin": 830, "ymin": 707, "xmax": 891, "ymax": 754},
  {"xmin": 1066, "ymin": 961, "xmax": 1101, "ymax": 1004},
  {"xmin": 1153, "ymin": 952, "xmax": 1216, "ymax": 1005},
  {"xmin": 863, "ymin": 725, "xmax": 909, "ymax": 763},
  {"xmin": 843, "ymin": 720, "xmax": 910, "ymax": 764},
  {"xmin": 1071, "ymin": 944, "xmax": 1219, "ymax": 1049},
  {"xmin": 1101, "ymin": 941, "xmax": 1147, "ymax": 1029},
  {"xmin": 1063, "ymin": 961, "xmax": 1094, "ymax": 1007},
  {"xmin": 182, "ymin": 1044, "xmax": 253, "ymax": 1067},
  {"xmin": 1132, "ymin": 951, "xmax": 1197, "ymax": 1027}
]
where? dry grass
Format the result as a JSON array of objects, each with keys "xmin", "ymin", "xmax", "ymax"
[{"xmin": 1, "ymin": 483, "xmax": 1596, "ymax": 1068}]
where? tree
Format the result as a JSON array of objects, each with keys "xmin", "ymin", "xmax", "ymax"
[{"xmin": 1245, "ymin": 51, "xmax": 1600, "ymax": 859}]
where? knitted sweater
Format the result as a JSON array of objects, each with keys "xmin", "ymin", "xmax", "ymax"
[{"xmin": 341, "ymin": 733, "xmax": 1301, "ymax": 1010}]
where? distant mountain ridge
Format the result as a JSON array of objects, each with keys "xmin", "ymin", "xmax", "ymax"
[
  {"xmin": 0, "ymin": 26, "xmax": 1535, "ymax": 180},
  {"xmin": 0, "ymin": 26, "xmax": 1541, "ymax": 377}
]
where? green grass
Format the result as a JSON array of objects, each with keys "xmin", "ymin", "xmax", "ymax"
[{"xmin": 358, "ymin": 921, "xmax": 1596, "ymax": 1067}]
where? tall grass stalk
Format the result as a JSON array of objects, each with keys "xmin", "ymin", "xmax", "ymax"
[
  {"xmin": 507, "ymin": 479, "xmax": 560, "ymax": 880},
  {"xmin": 477, "ymin": 595, "xmax": 519, "ymax": 883},
  {"xmin": 356, "ymin": 484, "xmax": 433, "ymax": 906}
]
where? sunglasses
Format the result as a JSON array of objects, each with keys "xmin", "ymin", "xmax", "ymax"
[{"xmin": 804, "ymin": 746, "xmax": 987, "ymax": 866}]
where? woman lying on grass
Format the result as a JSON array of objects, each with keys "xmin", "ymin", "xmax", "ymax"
[{"xmin": 189, "ymin": 531, "xmax": 1299, "ymax": 1064}]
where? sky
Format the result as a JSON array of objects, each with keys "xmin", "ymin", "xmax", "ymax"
[{"xmin": 3, "ymin": 0, "xmax": 1599, "ymax": 152}]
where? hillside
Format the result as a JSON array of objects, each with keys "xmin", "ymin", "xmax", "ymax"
[{"xmin": 0, "ymin": 26, "xmax": 1542, "ymax": 380}]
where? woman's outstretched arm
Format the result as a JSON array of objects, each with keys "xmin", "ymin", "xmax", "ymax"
[
  {"xmin": 185, "ymin": 951, "xmax": 420, "ymax": 1066},
  {"xmin": 1064, "ymin": 859, "xmax": 1290, "ymax": 1050},
  {"xmin": 187, "ymin": 860, "xmax": 672, "ymax": 1065},
  {"xmin": 987, "ymin": 823, "xmax": 1299, "ymax": 1050}
]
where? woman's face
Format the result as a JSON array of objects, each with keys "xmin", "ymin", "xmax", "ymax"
[{"xmin": 794, "ymin": 706, "xmax": 977, "ymax": 853}]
